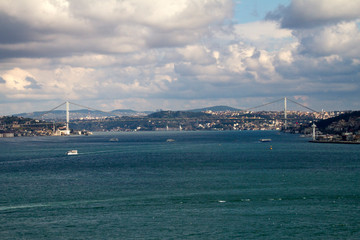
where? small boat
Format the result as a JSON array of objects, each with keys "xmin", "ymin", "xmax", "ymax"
[
  {"xmin": 259, "ymin": 139, "xmax": 272, "ymax": 142},
  {"xmin": 66, "ymin": 150, "xmax": 78, "ymax": 155},
  {"xmin": 166, "ymin": 139, "xmax": 175, "ymax": 142},
  {"xmin": 109, "ymin": 138, "xmax": 119, "ymax": 142}
]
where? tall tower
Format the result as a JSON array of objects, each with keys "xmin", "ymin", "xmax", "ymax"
[
  {"xmin": 66, "ymin": 101, "xmax": 70, "ymax": 135},
  {"xmin": 312, "ymin": 123, "xmax": 316, "ymax": 141},
  {"xmin": 284, "ymin": 97, "xmax": 287, "ymax": 130}
]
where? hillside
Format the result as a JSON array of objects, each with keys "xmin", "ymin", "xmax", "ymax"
[
  {"xmin": 187, "ymin": 105, "xmax": 240, "ymax": 112},
  {"xmin": 15, "ymin": 109, "xmax": 147, "ymax": 120},
  {"xmin": 314, "ymin": 111, "xmax": 360, "ymax": 134},
  {"xmin": 0, "ymin": 116, "xmax": 53, "ymax": 136},
  {"xmin": 0, "ymin": 116, "xmax": 43, "ymax": 125},
  {"xmin": 148, "ymin": 110, "xmax": 211, "ymax": 119},
  {"xmin": 12, "ymin": 105, "xmax": 239, "ymax": 120}
]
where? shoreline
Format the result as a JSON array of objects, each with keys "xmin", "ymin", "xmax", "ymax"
[{"xmin": 309, "ymin": 140, "xmax": 360, "ymax": 144}]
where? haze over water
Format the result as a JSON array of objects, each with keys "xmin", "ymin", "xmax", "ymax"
[{"xmin": 0, "ymin": 131, "xmax": 359, "ymax": 239}]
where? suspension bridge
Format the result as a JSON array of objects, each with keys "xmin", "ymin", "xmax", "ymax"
[
  {"xmin": 1, "ymin": 97, "xmax": 320, "ymax": 136},
  {"xmin": 36, "ymin": 101, "xmax": 115, "ymax": 135},
  {"xmin": 241, "ymin": 97, "xmax": 317, "ymax": 129},
  {"xmin": 26, "ymin": 97, "xmax": 318, "ymax": 135}
]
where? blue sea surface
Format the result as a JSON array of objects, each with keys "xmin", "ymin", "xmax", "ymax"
[{"xmin": 0, "ymin": 131, "xmax": 359, "ymax": 239}]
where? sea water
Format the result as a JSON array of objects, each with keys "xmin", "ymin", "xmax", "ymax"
[{"xmin": 0, "ymin": 131, "xmax": 359, "ymax": 239}]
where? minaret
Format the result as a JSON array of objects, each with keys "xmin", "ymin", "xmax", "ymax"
[
  {"xmin": 66, "ymin": 101, "xmax": 70, "ymax": 135},
  {"xmin": 284, "ymin": 97, "xmax": 287, "ymax": 130}
]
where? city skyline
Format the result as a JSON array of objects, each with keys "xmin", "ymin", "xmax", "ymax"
[{"xmin": 0, "ymin": 0, "xmax": 359, "ymax": 115}]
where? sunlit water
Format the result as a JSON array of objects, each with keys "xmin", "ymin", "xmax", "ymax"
[{"xmin": 0, "ymin": 131, "xmax": 359, "ymax": 239}]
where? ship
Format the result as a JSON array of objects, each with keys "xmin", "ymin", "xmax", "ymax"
[
  {"xmin": 259, "ymin": 139, "xmax": 272, "ymax": 142},
  {"xmin": 66, "ymin": 150, "xmax": 78, "ymax": 155}
]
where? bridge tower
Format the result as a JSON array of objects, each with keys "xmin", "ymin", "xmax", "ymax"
[
  {"xmin": 66, "ymin": 101, "xmax": 70, "ymax": 135},
  {"xmin": 284, "ymin": 97, "xmax": 287, "ymax": 130},
  {"xmin": 312, "ymin": 123, "xmax": 316, "ymax": 141}
]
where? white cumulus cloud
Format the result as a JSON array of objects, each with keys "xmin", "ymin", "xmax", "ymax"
[{"xmin": 0, "ymin": 0, "xmax": 360, "ymax": 114}]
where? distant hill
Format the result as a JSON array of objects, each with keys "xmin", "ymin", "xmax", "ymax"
[
  {"xmin": 148, "ymin": 110, "xmax": 211, "ymax": 119},
  {"xmin": 15, "ymin": 109, "xmax": 148, "ymax": 120},
  {"xmin": 13, "ymin": 105, "xmax": 240, "ymax": 120},
  {"xmin": 112, "ymin": 109, "xmax": 137, "ymax": 114},
  {"xmin": 315, "ymin": 111, "xmax": 360, "ymax": 133},
  {"xmin": 187, "ymin": 105, "xmax": 241, "ymax": 112}
]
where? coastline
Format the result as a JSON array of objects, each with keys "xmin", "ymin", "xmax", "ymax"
[{"xmin": 309, "ymin": 140, "xmax": 360, "ymax": 144}]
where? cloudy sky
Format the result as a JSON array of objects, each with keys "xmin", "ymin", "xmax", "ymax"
[{"xmin": 0, "ymin": 0, "xmax": 359, "ymax": 115}]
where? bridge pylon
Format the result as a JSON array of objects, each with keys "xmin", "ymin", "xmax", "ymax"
[
  {"xmin": 66, "ymin": 101, "xmax": 70, "ymax": 135},
  {"xmin": 284, "ymin": 97, "xmax": 287, "ymax": 130}
]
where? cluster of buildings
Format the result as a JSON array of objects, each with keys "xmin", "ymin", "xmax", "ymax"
[
  {"xmin": 0, "ymin": 117, "xmax": 50, "ymax": 137},
  {"xmin": 311, "ymin": 117, "xmax": 360, "ymax": 143},
  {"xmin": 97, "ymin": 110, "xmax": 322, "ymax": 132},
  {"xmin": 0, "ymin": 117, "xmax": 91, "ymax": 137},
  {"xmin": 2, "ymin": 110, "xmax": 358, "ymax": 143},
  {"xmin": 206, "ymin": 109, "xmax": 338, "ymax": 121},
  {"xmin": 0, "ymin": 126, "xmax": 91, "ymax": 138},
  {"xmin": 315, "ymin": 132, "xmax": 360, "ymax": 143}
]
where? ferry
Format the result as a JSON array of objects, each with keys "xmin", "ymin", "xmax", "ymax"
[
  {"xmin": 259, "ymin": 139, "xmax": 272, "ymax": 142},
  {"xmin": 66, "ymin": 150, "xmax": 78, "ymax": 155}
]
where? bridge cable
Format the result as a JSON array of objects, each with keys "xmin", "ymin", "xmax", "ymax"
[
  {"xmin": 68, "ymin": 101, "xmax": 118, "ymax": 116},
  {"xmin": 286, "ymin": 98, "xmax": 317, "ymax": 112},
  {"xmin": 37, "ymin": 102, "xmax": 66, "ymax": 119},
  {"xmin": 244, "ymin": 98, "xmax": 284, "ymax": 111}
]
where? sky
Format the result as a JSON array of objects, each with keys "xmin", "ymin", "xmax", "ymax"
[{"xmin": 0, "ymin": 0, "xmax": 359, "ymax": 115}]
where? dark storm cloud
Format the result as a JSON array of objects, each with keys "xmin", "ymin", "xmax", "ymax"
[
  {"xmin": 25, "ymin": 76, "xmax": 42, "ymax": 89},
  {"xmin": 266, "ymin": 0, "xmax": 360, "ymax": 29},
  {"xmin": 0, "ymin": 13, "xmax": 74, "ymax": 59},
  {"xmin": 0, "ymin": 48, "xmax": 70, "ymax": 59},
  {"xmin": 0, "ymin": 13, "xmax": 37, "ymax": 44},
  {"xmin": 0, "ymin": 0, "xmax": 232, "ymax": 61},
  {"xmin": 1, "ymin": 0, "xmax": 360, "ymax": 114},
  {"xmin": 265, "ymin": 5, "xmax": 330, "ymax": 29}
]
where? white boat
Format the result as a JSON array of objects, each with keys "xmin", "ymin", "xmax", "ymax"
[
  {"xmin": 259, "ymin": 139, "xmax": 272, "ymax": 142},
  {"xmin": 66, "ymin": 150, "xmax": 78, "ymax": 155}
]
